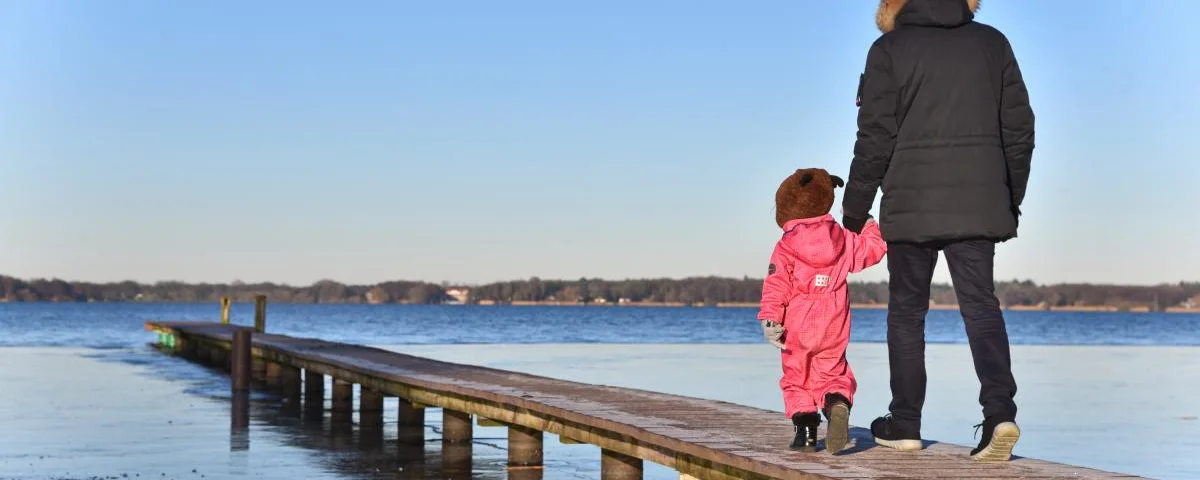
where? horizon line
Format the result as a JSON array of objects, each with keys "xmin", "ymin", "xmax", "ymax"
[{"xmin": 4, "ymin": 273, "xmax": 1198, "ymax": 289}]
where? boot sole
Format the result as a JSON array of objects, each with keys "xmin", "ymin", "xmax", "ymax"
[
  {"xmin": 970, "ymin": 422, "xmax": 1020, "ymax": 462},
  {"xmin": 825, "ymin": 403, "xmax": 850, "ymax": 453},
  {"xmin": 874, "ymin": 437, "xmax": 923, "ymax": 451}
]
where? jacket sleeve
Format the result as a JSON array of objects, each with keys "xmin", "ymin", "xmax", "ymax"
[
  {"xmin": 843, "ymin": 39, "xmax": 900, "ymax": 224},
  {"xmin": 757, "ymin": 243, "xmax": 793, "ymax": 321},
  {"xmin": 845, "ymin": 219, "xmax": 887, "ymax": 274},
  {"xmin": 999, "ymin": 36, "xmax": 1035, "ymax": 208}
]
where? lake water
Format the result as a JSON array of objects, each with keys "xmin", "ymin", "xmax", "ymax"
[{"xmin": 1, "ymin": 303, "xmax": 1198, "ymax": 480}]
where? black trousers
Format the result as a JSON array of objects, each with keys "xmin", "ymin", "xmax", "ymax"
[{"xmin": 885, "ymin": 239, "xmax": 1018, "ymax": 434}]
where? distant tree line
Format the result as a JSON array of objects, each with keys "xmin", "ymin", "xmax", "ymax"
[
  {"xmin": 0, "ymin": 276, "xmax": 449, "ymax": 304},
  {"xmin": 468, "ymin": 277, "xmax": 1200, "ymax": 310},
  {"xmin": 2, "ymin": 274, "xmax": 1198, "ymax": 310}
]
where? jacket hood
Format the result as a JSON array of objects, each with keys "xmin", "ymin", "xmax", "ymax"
[
  {"xmin": 876, "ymin": 0, "xmax": 979, "ymax": 33},
  {"xmin": 779, "ymin": 214, "xmax": 845, "ymax": 268}
]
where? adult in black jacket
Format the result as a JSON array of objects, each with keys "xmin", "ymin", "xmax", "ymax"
[{"xmin": 841, "ymin": 0, "xmax": 1034, "ymax": 462}]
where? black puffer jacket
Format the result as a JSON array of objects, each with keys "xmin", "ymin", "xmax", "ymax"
[{"xmin": 842, "ymin": 0, "xmax": 1035, "ymax": 244}]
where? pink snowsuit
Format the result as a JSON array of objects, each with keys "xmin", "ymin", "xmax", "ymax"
[{"xmin": 757, "ymin": 214, "xmax": 887, "ymax": 418}]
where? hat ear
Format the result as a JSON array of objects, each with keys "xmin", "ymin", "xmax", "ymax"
[
  {"xmin": 830, "ymin": 175, "xmax": 845, "ymax": 188},
  {"xmin": 799, "ymin": 172, "xmax": 814, "ymax": 187}
]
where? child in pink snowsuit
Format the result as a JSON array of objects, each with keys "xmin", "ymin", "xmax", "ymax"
[{"xmin": 758, "ymin": 168, "xmax": 887, "ymax": 453}]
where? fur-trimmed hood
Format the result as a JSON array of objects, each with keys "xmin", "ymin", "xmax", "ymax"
[{"xmin": 876, "ymin": 0, "xmax": 980, "ymax": 33}]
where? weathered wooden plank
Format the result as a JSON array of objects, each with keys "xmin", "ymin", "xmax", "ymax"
[{"xmin": 144, "ymin": 321, "xmax": 1144, "ymax": 480}]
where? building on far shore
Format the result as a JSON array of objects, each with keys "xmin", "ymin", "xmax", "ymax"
[{"xmin": 444, "ymin": 288, "xmax": 470, "ymax": 305}]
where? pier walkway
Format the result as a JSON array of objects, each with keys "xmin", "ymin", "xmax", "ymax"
[{"xmin": 145, "ymin": 319, "xmax": 1141, "ymax": 480}]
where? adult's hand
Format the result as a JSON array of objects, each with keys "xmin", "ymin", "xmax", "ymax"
[{"xmin": 843, "ymin": 215, "xmax": 868, "ymax": 234}]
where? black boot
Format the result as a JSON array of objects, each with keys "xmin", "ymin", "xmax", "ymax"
[
  {"xmin": 789, "ymin": 412, "xmax": 820, "ymax": 452},
  {"xmin": 822, "ymin": 393, "xmax": 851, "ymax": 453},
  {"xmin": 970, "ymin": 416, "xmax": 1020, "ymax": 461}
]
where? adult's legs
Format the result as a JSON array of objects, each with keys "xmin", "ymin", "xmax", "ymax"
[
  {"xmin": 885, "ymin": 242, "xmax": 938, "ymax": 434},
  {"xmin": 943, "ymin": 239, "xmax": 1018, "ymax": 422}
]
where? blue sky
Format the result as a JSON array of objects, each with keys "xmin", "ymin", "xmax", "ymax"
[{"xmin": 1, "ymin": 0, "xmax": 1197, "ymax": 286}]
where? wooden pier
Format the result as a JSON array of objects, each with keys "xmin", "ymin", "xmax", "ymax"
[{"xmin": 145, "ymin": 313, "xmax": 1141, "ymax": 479}]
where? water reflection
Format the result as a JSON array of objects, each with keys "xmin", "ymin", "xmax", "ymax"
[
  {"xmin": 230, "ymin": 391, "xmax": 250, "ymax": 452},
  {"xmin": 230, "ymin": 393, "xmax": 510, "ymax": 479}
]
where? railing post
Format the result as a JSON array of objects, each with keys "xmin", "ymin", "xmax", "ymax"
[
  {"xmin": 253, "ymin": 295, "xmax": 267, "ymax": 333},
  {"xmin": 231, "ymin": 329, "xmax": 252, "ymax": 392},
  {"xmin": 220, "ymin": 296, "xmax": 231, "ymax": 324}
]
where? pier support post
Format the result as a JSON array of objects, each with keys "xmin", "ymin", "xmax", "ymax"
[
  {"xmin": 397, "ymin": 400, "xmax": 425, "ymax": 445},
  {"xmin": 253, "ymin": 295, "xmax": 267, "ymax": 333},
  {"xmin": 220, "ymin": 296, "xmax": 231, "ymax": 324},
  {"xmin": 442, "ymin": 441, "xmax": 473, "ymax": 480},
  {"xmin": 331, "ymin": 379, "xmax": 353, "ymax": 414},
  {"xmin": 442, "ymin": 410, "xmax": 472, "ymax": 443},
  {"xmin": 196, "ymin": 344, "xmax": 211, "ymax": 363},
  {"xmin": 265, "ymin": 361, "xmax": 282, "ymax": 388},
  {"xmin": 212, "ymin": 347, "xmax": 229, "ymax": 372},
  {"xmin": 251, "ymin": 357, "xmax": 266, "ymax": 383},
  {"xmin": 507, "ymin": 425, "xmax": 544, "ymax": 468},
  {"xmin": 601, "ymin": 449, "xmax": 643, "ymax": 480},
  {"xmin": 307, "ymin": 369, "xmax": 326, "ymax": 408},
  {"xmin": 280, "ymin": 365, "xmax": 301, "ymax": 414},
  {"xmin": 231, "ymin": 329, "xmax": 252, "ymax": 392},
  {"xmin": 359, "ymin": 388, "xmax": 384, "ymax": 428}
]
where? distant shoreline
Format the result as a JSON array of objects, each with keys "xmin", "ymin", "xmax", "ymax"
[{"xmin": 479, "ymin": 300, "xmax": 1200, "ymax": 314}]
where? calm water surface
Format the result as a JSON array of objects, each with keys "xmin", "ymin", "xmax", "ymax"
[
  {"xmin": 1, "ymin": 302, "xmax": 1198, "ymax": 348},
  {"xmin": 0, "ymin": 303, "xmax": 1197, "ymax": 480}
]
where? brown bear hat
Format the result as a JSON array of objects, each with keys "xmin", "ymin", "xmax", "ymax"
[
  {"xmin": 775, "ymin": 168, "xmax": 845, "ymax": 228},
  {"xmin": 876, "ymin": 0, "xmax": 980, "ymax": 33}
]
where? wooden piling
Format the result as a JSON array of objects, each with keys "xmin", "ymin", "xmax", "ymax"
[
  {"xmin": 304, "ymin": 370, "xmax": 324, "ymax": 409},
  {"xmin": 253, "ymin": 295, "xmax": 266, "ymax": 333},
  {"xmin": 507, "ymin": 424, "xmax": 544, "ymax": 468},
  {"xmin": 442, "ymin": 442, "xmax": 473, "ymax": 479},
  {"xmin": 397, "ymin": 400, "xmax": 425, "ymax": 445},
  {"xmin": 265, "ymin": 361, "xmax": 282, "ymax": 388},
  {"xmin": 231, "ymin": 329, "xmax": 252, "ymax": 392},
  {"xmin": 359, "ymin": 388, "xmax": 384, "ymax": 428},
  {"xmin": 331, "ymin": 379, "xmax": 353, "ymax": 414},
  {"xmin": 220, "ymin": 296, "xmax": 231, "ymax": 325},
  {"xmin": 251, "ymin": 357, "xmax": 266, "ymax": 382},
  {"xmin": 442, "ymin": 409, "xmax": 473, "ymax": 443},
  {"xmin": 602, "ymin": 449, "xmax": 643, "ymax": 480},
  {"xmin": 280, "ymin": 365, "xmax": 301, "ymax": 414},
  {"xmin": 212, "ymin": 347, "xmax": 229, "ymax": 372}
]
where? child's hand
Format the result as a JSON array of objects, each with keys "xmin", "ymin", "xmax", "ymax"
[{"xmin": 760, "ymin": 320, "xmax": 785, "ymax": 350}]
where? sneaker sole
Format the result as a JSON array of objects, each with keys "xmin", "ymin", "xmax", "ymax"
[
  {"xmin": 874, "ymin": 437, "xmax": 923, "ymax": 451},
  {"xmin": 971, "ymin": 422, "xmax": 1020, "ymax": 462},
  {"xmin": 825, "ymin": 403, "xmax": 850, "ymax": 453}
]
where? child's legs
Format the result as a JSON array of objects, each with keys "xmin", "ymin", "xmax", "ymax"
[
  {"xmin": 811, "ymin": 349, "xmax": 856, "ymax": 411},
  {"xmin": 780, "ymin": 349, "xmax": 818, "ymax": 417},
  {"xmin": 809, "ymin": 310, "xmax": 856, "ymax": 411}
]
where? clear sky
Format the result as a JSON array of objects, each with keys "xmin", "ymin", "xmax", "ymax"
[{"xmin": 2, "ymin": 0, "xmax": 1197, "ymax": 287}]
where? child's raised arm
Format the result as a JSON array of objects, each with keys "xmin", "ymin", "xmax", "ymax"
[
  {"xmin": 758, "ymin": 242, "xmax": 794, "ymax": 322},
  {"xmin": 845, "ymin": 217, "xmax": 887, "ymax": 273}
]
